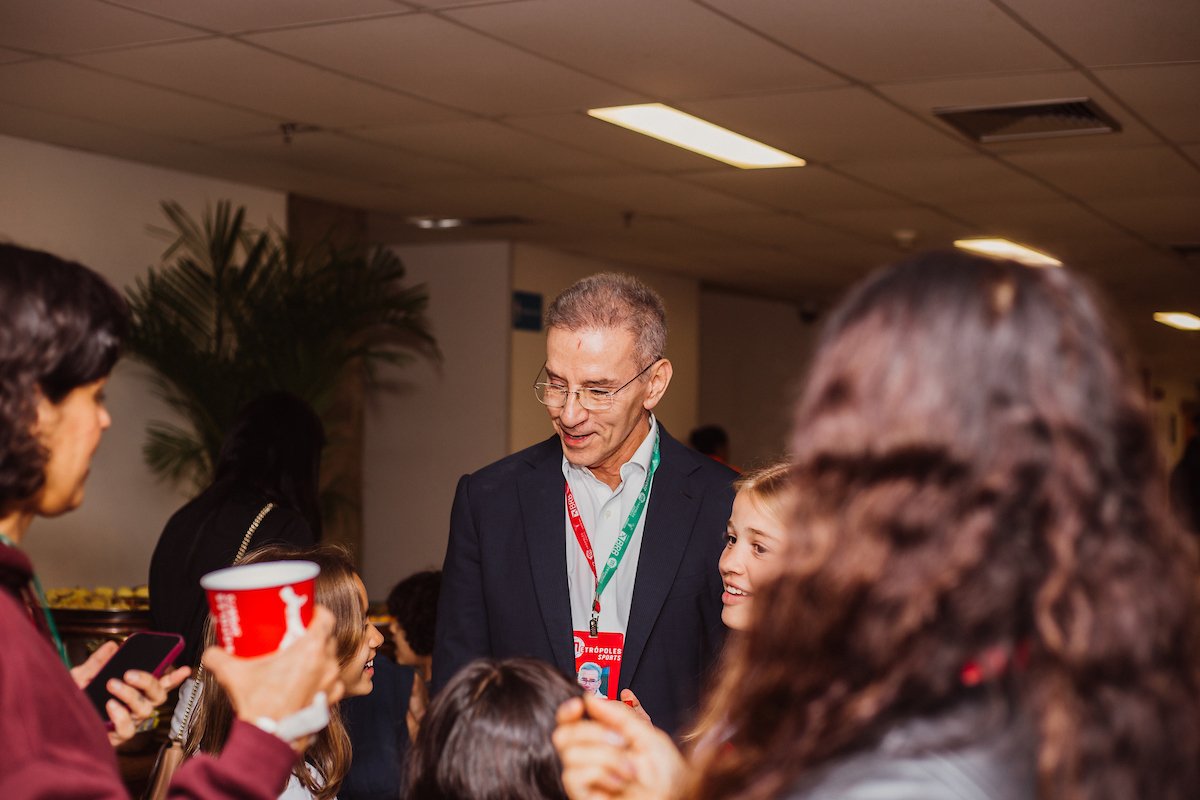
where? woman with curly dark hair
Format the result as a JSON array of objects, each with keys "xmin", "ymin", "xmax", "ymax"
[
  {"xmin": 0, "ymin": 243, "xmax": 344, "ymax": 800},
  {"xmin": 555, "ymin": 250, "xmax": 1200, "ymax": 800}
]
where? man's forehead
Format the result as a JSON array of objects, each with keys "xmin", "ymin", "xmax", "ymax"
[{"xmin": 545, "ymin": 326, "xmax": 637, "ymax": 374}]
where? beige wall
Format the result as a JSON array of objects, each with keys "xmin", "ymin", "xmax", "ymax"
[
  {"xmin": 0, "ymin": 134, "xmax": 286, "ymax": 589},
  {"xmin": 697, "ymin": 289, "xmax": 820, "ymax": 470},
  {"xmin": 510, "ymin": 243, "xmax": 700, "ymax": 452},
  {"xmin": 360, "ymin": 241, "xmax": 512, "ymax": 599}
]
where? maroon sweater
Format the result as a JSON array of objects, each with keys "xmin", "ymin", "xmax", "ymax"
[{"xmin": 0, "ymin": 543, "xmax": 297, "ymax": 799}]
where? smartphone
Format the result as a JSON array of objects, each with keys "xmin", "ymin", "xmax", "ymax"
[{"xmin": 83, "ymin": 631, "xmax": 184, "ymax": 729}]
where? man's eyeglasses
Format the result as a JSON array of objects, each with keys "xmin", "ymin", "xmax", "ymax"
[{"xmin": 533, "ymin": 360, "xmax": 659, "ymax": 411}]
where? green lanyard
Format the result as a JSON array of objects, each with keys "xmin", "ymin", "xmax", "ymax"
[
  {"xmin": 0, "ymin": 532, "xmax": 72, "ymax": 669},
  {"xmin": 566, "ymin": 431, "xmax": 661, "ymax": 635}
]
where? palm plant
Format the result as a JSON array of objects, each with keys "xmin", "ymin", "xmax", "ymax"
[{"xmin": 125, "ymin": 200, "xmax": 438, "ymax": 495}]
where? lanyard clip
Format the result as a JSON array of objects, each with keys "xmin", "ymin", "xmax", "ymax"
[{"xmin": 589, "ymin": 615, "xmax": 599, "ymax": 637}]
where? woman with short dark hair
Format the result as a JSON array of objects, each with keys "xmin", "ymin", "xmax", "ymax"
[
  {"xmin": 0, "ymin": 243, "xmax": 343, "ymax": 799},
  {"xmin": 407, "ymin": 658, "xmax": 577, "ymax": 800}
]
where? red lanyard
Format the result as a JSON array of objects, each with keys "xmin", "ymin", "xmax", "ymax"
[{"xmin": 565, "ymin": 432, "xmax": 660, "ymax": 635}]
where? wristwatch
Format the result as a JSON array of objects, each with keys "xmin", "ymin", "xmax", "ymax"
[{"xmin": 250, "ymin": 692, "xmax": 329, "ymax": 741}]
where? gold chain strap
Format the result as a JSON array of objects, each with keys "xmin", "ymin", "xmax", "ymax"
[{"xmin": 173, "ymin": 502, "xmax": 275, "ymax": 745}]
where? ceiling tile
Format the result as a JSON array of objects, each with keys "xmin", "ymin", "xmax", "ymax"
[
  {"xmin": 0, "ymin": 60, "xmax": 277, "ymax": 139},
  {"xmin": 880, "ymin": 71, "xmax": 1163, "ymax": 153},
  {"xmin": 703, "ymin": 0, "xmax": 1068, "ymax": 83},
  {"xmin": 0, "ymin": 47, "xmax": 35, "ymax": 64},
  {"xmin": 368, "ymin": 177, "xmax": 631, "ymax": 224},
  {"xmin": 951, "ymin": 198, "xmax": 1128, "ymax": 244},
  {"xmin": 806, "ymin": 206, "xmax": 975, "ymax": 247},
  {"xmin": 542, "ymin": 174, "xmax": 767, "ymax": 217},
  {"xmin": 445, "ymin": 0, "xmax": 843, "ymax": 99},
  {"xmin": 353, "ymin": 119, "xmax": 627, "ymax": 177},
  {"xmin": 0, "ymin": 0, "xmax": 201, "ymax": 54},
  {"xmin": 836, "ymin": 154, "xmax": 1063, "ymax": 205},
  {"xmin": 107, "ymin": 0, "xmax": 410, "ymax": 33},
  {"xmin": 73, "ymin": 38, "xmax": 458, "ymax": 127},
  {"xmin": 1088, "ymin": 195, "xmax": 1200, "ymax": 245},
  {"xmin": 504, "ymin": 112, "xmax": 731, "ymax": 172},
  {"xmin": 1001, "ymin": 146, "xmax": 1200, "ymax": 202},
  {"xmin": 683, "ymin": 165, "xmax": 904, "ymax": 215},
  {"xmin": 683, "ymin": 87, "xmax": 975, "ymax": 162},
  {"xmin": 999, "ymin": 0, "xmax": 1200, "ymax": 67},
  {"xmin": 1094, "ymin": 64, "xmax": 1200, "ymax": 144},
  {"xmin": 670, "ymin": 214, "xmax": 903, "ymax": 276},
  {"xmin": 244, "ymin": 15, "xmax": 639, "ymax": 115},
  {"xmin": 212, "ymin": 131, "xmax": 479, "ymax": 183}
]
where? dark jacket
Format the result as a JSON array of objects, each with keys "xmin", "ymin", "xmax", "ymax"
[
  {"xmin": 149, "ymin": 479, "xmax": 315, "ymax": 667},
  {"xmin": 433, "ymin": 427, "xmax": 735, "ymax": 736},
  {"xmin": 0, "ymin": 542, "xmax": 296, "ymax": 799}
]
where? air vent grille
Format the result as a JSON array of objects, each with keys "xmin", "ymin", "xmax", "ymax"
[{"xmin": 933, "ymin": 98, "xmax": 1120, "ymax": 143}]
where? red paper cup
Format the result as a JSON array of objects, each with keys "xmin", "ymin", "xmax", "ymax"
[{"xmin": 201, "ymin": 560, "xmax": 320, "ymax": 657}]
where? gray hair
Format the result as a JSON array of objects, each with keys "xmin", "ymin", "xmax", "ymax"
[{"xmin": 544, "ymin": 273, "xmax": 667, "ymax": 366}]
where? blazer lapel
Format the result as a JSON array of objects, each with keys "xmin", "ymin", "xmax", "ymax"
[
  {"xmin": 518, "ymin": 440, "xmax": 576, "ymax": 676},
  {"xmin": 620, "ymin": 438, "xmax": 700, "ymax": 688}
]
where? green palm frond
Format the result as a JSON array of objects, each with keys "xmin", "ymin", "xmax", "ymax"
[{"xmin": 125, "ymin": 200, "xmax": 439, "ymax": 490}]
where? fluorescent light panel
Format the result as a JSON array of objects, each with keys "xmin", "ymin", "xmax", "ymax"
[
  {"xmin": 1153, "ymin": 312, "xmax": 1200, "ymax": 331},
  {"xmin": 587, "ymin": 103, "xmax": 805, "ymax": 169},
  {"xmin": 953, "ymin": 237, "xmax": 1062, "ymax": 268}
]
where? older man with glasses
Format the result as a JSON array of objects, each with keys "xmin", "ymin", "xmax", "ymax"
[{"xmin": 433, "ymin": 272, "xmax": 736, "ymax": 736}]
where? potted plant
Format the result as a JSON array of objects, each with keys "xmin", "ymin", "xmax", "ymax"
[{"xmin": 124, "ymin": 200, "xmax": 438, "ymax": 547}]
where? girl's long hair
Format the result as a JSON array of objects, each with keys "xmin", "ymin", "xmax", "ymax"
[
  {"xmin": 187, "ymin": 543, "xmax": 365, "ymax": 800},
  {"xmin": 692, "ymin": 251, "xmax": 1200, "ymax": 800}
]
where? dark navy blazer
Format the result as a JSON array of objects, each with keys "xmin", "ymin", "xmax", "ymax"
[{"xmin": 433, "ymin": 427, "xmax": 735, "ymax": 736}]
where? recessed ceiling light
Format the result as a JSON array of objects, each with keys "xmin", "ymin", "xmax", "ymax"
[
  {"xmin": 587, "ymin": 103, "xmax": 805, "ymax": 169},
  {"xmin": 953, "ymin": 237, "xmax": 1062, "ymax": 268},
  {"xmin": 408, "ymin": 216, "xmax": 464, "ymax": 230},
  {"xmin": 1153, "ymin": 312, "xmax": 1200, "ymax": 331}
]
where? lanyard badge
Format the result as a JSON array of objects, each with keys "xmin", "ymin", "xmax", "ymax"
[{"xmin": 566, "ymin": 431, "xmax": 660, "ymax": 637}]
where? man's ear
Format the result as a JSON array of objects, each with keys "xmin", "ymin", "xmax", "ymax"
[{"xmin": 642, "ymin": 359, "xmax": 673, "ymax": 412}]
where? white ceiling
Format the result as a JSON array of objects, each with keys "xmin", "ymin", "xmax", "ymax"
[{"xmin": 1, "ymin": 0, "xmax": 1198, "ymax": 371}]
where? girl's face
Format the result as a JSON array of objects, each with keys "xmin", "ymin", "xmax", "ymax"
[
  {"xmin": 719, "ymin": 491, "xmax": 786, "ymax": 631},
  {"xmin": 33, "ymin": 378, "xmax": 111, "ymax": 517},
  {"xmin": 340, "ymin": 575, "xmax": 385, "ymax": 697}
]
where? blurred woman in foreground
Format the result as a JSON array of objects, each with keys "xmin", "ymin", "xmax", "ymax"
[
  {"xmin": 0, "ymin": 243, "xmax": 343, "ymax": 799},
  {"xmin": 556, "ymin": 250, "xmax": 1200, "ymax": 800}
]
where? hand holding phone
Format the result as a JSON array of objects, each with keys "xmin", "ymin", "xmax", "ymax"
[{"xmin": 79, "ymin": 631, "xmax": 185, "ymax": 733}]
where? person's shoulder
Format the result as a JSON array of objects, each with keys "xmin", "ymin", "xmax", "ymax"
[
  {"xmin": 658, "ymin": 428, "xmax": 738, "ymax": 486},
  {"xmin": 461, "ymin": 435, "xmax": 560, "ymax": 485}
]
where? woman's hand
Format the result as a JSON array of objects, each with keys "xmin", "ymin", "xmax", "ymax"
[
  {"xmin": 553, "ymin": 694, "xmax": 685, "ymax": 800},
  {"xmin": 203, "ymin": 606, "xmax": 344, "ymax": 752},
  {"xmin": 618, "ymin": 689, "xmax": 652, "ymax": 723},
  {"xmin": 70, "ymin": 640, "xmax": 191, "ymax": 746}
]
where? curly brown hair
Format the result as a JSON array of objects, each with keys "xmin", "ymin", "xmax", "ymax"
[
  {"xmin": 0, "ymin": 244, "xmax": 127, "ymax": 512},
  {"xmin": 692, "ymin": 251, "xmax": 1200, "ymax": 800}
]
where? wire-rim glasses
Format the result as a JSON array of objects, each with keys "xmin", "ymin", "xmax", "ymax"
[{"xmin": 533, "ymin": 359, "xmax": 659, "ymax": 411}]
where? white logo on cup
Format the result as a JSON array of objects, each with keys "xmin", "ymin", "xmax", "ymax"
[
  {"xmin": 278, "ymin": 585, "xmax": 310, "ymax": 650},
  {"xmin": 215, "ymin": 592, "xmax": 242, "ymax": 652}
]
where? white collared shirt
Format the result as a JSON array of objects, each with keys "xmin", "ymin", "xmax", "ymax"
[{"xmin": 563, "ymin": 415, "xmax": 659, "ymax": 637}]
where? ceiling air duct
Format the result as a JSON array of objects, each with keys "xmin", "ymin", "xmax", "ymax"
[{"xmin": 933, "ymin": 97, "xmax": 1120, "ymax": 143}]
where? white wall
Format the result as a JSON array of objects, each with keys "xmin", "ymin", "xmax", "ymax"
[
  {"xmin": 697, "ymin": 290, "xmax": 820, "ymax": 470},
  {"xmin": 510, "ymin": 244, "xmax": 700, "ymax": 452},
  {"xmin": 0, "ymin": 134, "xmax": 287, "ymax": 589},
  {"xmin": 360, "ymin": 241, "xmax": 511, "ymax": 599}
]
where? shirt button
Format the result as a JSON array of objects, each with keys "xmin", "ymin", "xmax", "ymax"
[{"xmin": 604, "ymin": 510, "xmax": 613, "ymax": 520}]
